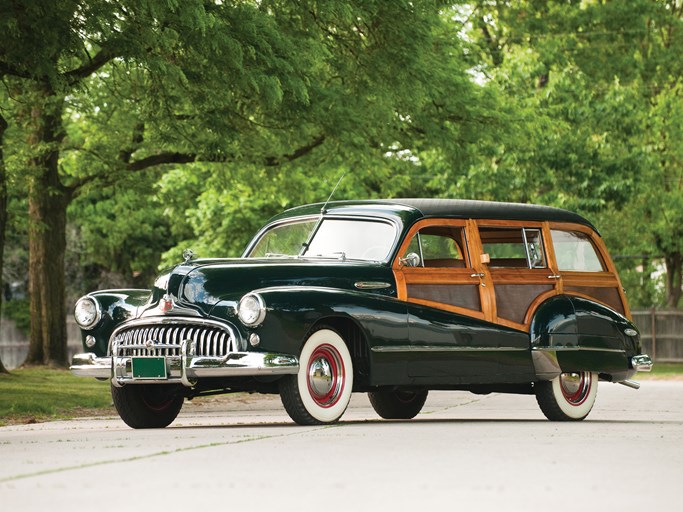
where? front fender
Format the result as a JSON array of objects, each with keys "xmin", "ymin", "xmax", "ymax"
[
  {"xmin": 80, "ymin": 289, "xmax": 152, "ymax": 356},
  {"xmin": 251, "ymin": 286, "xmax": 408, "ymax": 358}
]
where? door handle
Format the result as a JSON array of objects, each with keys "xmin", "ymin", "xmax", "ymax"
[
  {"xmin": 471, "ymin": 273, "xmax": 486, "ymax": 287},
  {"xmin": 547, "ymin": 274, "xmax": 561, "ymax": 279}
]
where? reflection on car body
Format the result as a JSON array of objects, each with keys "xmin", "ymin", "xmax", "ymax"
[{"xmin": 71, "ymin": 199, "xmax": 652, "ymax": 428}]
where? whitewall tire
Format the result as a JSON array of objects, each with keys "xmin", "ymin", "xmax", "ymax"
[
  {"xmin": 535, "ymin": 371, "xmax": 598, "ymax": 421},
  {"xmin": 280, "ymin": 327, "xmax": 354, "ymax": 425}
]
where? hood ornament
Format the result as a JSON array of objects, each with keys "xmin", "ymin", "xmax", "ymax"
[
  {"xmin": 160, "ymin": 294, "xmax": 174, "ymax": 313},
  {"xmin": 183, "ymin": 248, "xmax": 196, "ymax": 264}
]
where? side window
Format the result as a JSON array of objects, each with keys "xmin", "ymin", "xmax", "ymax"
[
  {"xmin": 403, "ymin": 226, "xmax": 469, "ymax": 268},
  {"xmin": 551, "ymin": 230, "xmax": 605, "ymax": 272},
  {"xmin": 479, "ymin": 227, "xmax": 547, "ymax": 269}
]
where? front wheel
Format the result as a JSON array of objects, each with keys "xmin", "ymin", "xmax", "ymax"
[
  {"xmin": 279, "ymin": 327, "xmax": 354, "ymax": 425},
  {"xmin": 369, "ymin": 389, "xmax": 428, "ymax": 419},
  {"xmin": 535, "ymin": 371, "xmax": 598, "ymax": 421},
  {"xmin": 111, "ymin": 384, "xmax": 184, "ymax": 429}
]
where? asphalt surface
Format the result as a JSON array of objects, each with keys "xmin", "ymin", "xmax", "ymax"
[{"xmin": 1, "ymin": 380, "xmax": 681, "ymax": 512}]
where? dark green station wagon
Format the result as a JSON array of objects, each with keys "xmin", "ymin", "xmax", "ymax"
[{"xmin": 71, "ymin": 199, "xmax": 652, "ymax": 428}]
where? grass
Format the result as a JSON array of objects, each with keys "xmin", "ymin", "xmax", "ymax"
[
  {"xmin": 0, "ymin": 362, "xmax": 681, "ymax": 426},
  {"xmin": 0, "ymin": 367, "xmax": 113, "ymax": 426},
  {"xmin": 638, "ymin": 362, "xmax": 683, "ymax": 379}
]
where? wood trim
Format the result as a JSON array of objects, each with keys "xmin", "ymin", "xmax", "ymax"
[
  {"xmin": 467, "ymin": 219, "xmax": 496, "ymax": 322},
  {"xmin": 560, "ymin": 271, "xmax": 620, "ymax": 287},
  {"xmin": 406, "ymin": 297, "xmax": 487, "ymax": 322},
  {"xmin": 400, "ymin": 269, "xmax": 480, "ymax": 284},
  {"xmin": 487, "ymin": 269, "xmax": 559, "ymax": 284},
  {"xmin": 393, "ymin": 217, "xmax": 631, "ymax": 330},
  {"xmin": 496, "ymin": 317, "xmax": 530, "ymax": 333},
  {"xmin": 542, "ymin": 222, "xmax": 563, "ymax": 293},
  {"xmin": 394, "ymin": 265, "xmax": 408, "ymax": 301}
]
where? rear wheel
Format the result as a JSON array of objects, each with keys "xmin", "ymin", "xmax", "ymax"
[
  {"xmin": 279, "ymin": 327, "xmax": 353, "ymax": 425},
  {"xmin": 535, "ymin": 371, "xmax": 598, "ymax": 421},
  {"xmin": 369, "ymin": 389, "xmax": 428, "ymax": 419},
  {"xmin": 111, "ymin": 384, "xmax": 184, "ymax": 429}
]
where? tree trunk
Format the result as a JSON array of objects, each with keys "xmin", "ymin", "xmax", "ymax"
[
  {"xmin": 665, "ymin": 252, "xmax": 682, "ymax": 309},
  {"xmin": 0, "ymin": 113, "xmax": 8, "ymax": 373},
  {"xmin": 23, "ymin": 88, "xmax": 69, "ymax": 367}
]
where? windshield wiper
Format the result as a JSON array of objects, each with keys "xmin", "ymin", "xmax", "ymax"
[
  {"xmin": 307, "ymin": 252, "xmax": 347, "ymax": 261},
  {"xmin": 264, "ymin": 253, "xmax": 299, "ymax": 259}
]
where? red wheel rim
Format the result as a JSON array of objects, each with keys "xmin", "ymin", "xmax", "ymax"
[
  {"xmin": 307, "ymin": 344, "xmax": 346, "ymax": 408},
  {"xmin": 559, "ymin": 372, "xmax": 592, "ymax": 406},
  {"xmin": 141, "ymin": 386, "xmax": 177, "ymax": 412}
]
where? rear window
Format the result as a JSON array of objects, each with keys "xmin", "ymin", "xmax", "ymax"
[{"xmin": 551, "ymin": 230, "xmax": 605, "ymax": 272}]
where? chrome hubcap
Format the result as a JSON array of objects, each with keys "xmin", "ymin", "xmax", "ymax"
[
  {"xmin": 309, "ymin": 358, "xmax": 333, "ymax": 397},
  {"xmin": 307, "ymin": 344, "xmax": 345, "ymax": 407},
  {"xmin": 559, "ymin": 372, "xmax": 592, "ymax": 406}
]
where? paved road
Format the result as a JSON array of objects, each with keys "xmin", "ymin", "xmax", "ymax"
[{"xmin": 1, "ymin": 380, "xmax": 681, "ymax": 511}]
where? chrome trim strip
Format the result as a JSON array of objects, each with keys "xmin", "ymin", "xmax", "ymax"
[
  {"xmin": 371, "ymin": 345, "xmax": 528, "ymax": 353},
  {"xmin": 532, "ymin": 346, "xmax": 626, "ymax": 354},
  {"xmin": 372, "ymin": 345, "xmax": 628, "ymax": 355},
  {"xmin": 354, "ymin": 281, "xmax": 391, "ymax": 290}
]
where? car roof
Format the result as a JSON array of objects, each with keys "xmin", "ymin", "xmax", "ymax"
[
  {"xmin": 271, "ymin": 198, "xmax": 598, "ymax": 232},
  {"xmin": 380, "ymin": 199, "xmax": 596, "ymax": 229}
]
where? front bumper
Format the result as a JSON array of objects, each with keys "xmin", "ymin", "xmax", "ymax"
[{"xmin": 70, "ymin": 345, "xmax": 300, "ymax": 387}]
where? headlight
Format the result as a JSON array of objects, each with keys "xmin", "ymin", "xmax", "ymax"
[
  {"xmin": 74, "ymin": 296, "xmax": 102, "ymax": 329},
  {"xmin": 237, "ymin": 293, "xmax": 266, "ymax": 327}
]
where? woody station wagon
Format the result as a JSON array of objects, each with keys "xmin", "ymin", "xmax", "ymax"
[{"xmin": 71, "ymin": 199, "xmax": 652, "ymax": 428}]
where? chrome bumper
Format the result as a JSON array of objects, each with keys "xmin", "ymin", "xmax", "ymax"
[
  {"xmin": 70, "ymin": 348, "xmax": 299, "ymax": 387},
  {"xmin": 632, "ymin": 354, "xmax": 653, "ymax": 372}
]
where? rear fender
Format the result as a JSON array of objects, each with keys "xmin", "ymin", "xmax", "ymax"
[{"xmin": 530, "ymin": 295, "xmax": 640, "ymax": 381}]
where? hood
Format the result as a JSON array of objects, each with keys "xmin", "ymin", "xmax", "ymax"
[{"xmin": 153, "ymin": 257, "xmax": 396, "ymax": 316}]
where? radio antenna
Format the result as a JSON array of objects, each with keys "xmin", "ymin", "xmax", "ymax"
[{"xmin": 320, "ymin": 172, "xmax": 346, "ymax": 214}]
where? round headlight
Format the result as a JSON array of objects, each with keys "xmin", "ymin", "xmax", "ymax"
[
  {"xmin": 237, "ymin": 293, "xmax": 266, "ymax": 327},
  {"xmin": 74, "ymin": 296, "xmax": 102, "ymax": 329}
]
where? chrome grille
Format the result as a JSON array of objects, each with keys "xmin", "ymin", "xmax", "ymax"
[{"xmin": 112, "ymin": 322, "xmax": 238, "ymax": 357}]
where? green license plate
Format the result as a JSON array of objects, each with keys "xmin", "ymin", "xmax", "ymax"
[{"xmin": 132, "ymin": 357, "xmax": 167, "ymax": 379}]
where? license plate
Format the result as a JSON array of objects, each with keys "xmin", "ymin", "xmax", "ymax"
[{"xmin": 132, "ymin": 357, "xmax": 167, "ymax": 379}]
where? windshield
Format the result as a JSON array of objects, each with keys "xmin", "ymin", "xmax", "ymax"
[{"xmin": 247, "ymin": 217, "xmax": 397, "ymax": 261}]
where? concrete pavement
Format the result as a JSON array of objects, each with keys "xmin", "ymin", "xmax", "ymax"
[{"xmin": 1, "ymin": 380, "xmax": 680, "ymax": 511}]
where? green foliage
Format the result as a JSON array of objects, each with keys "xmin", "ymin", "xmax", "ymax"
[
  {"xmin": 2, "ymin": 0, "xmax": 683, "ymax": 320},
  {"xmin": 1, "ymin": 299, "xmax": 30, "ymax": 334},
  {"xmin": 454, "ymin": 0, "xmax": 683, "ymax": 308}
]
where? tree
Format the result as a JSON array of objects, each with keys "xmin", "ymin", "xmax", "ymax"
[
  {"xmin": 0, "ymin": 109, "xmax": 8, "ymax": 373},
  {"xmin": 1, "ymin": 0, "xmax": 497, "ymax": 365},
  {"xmin": 446, "ymin": 0, "xmax": 683, "ymax": 308}
]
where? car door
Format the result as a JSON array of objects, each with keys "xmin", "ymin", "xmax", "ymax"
[
  {"xmin": 476, "ymin": 222, "xmax": 561, "ymax": 331},
  {"xmin": 393, "ymin": 219, "xmax": 531, "ymax": 383}
]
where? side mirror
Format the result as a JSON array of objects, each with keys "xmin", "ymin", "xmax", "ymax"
[{"xmin": 400, "ymin": 252, "xmax": 421, "ymax": 267}]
